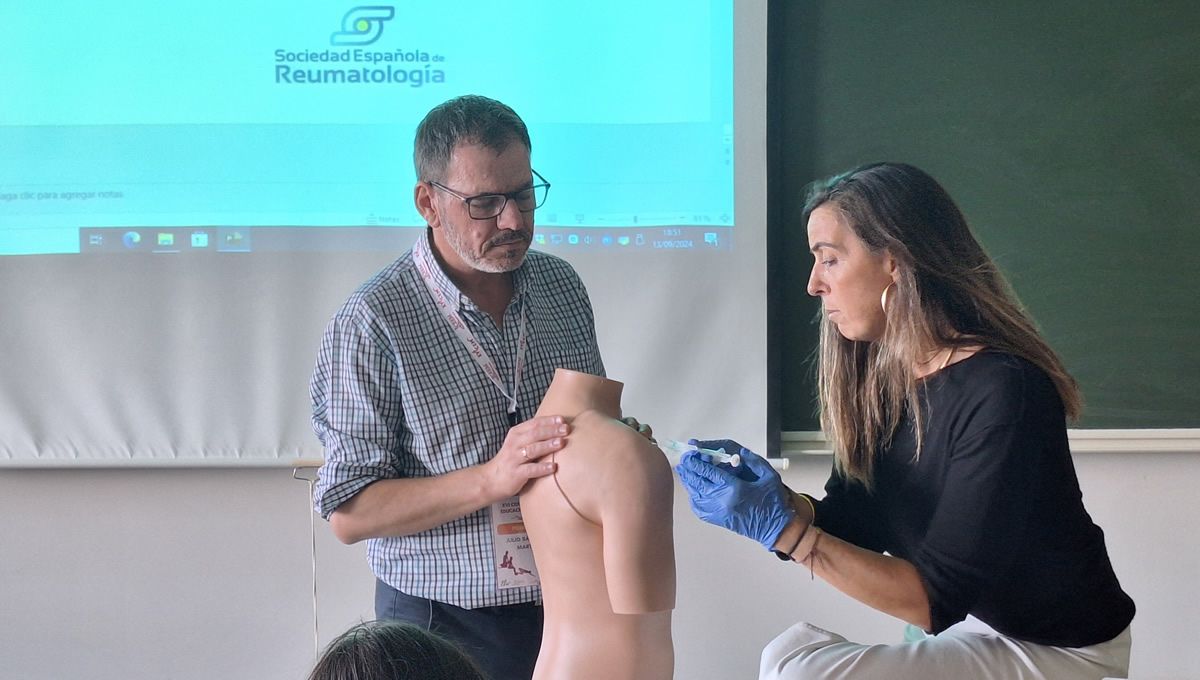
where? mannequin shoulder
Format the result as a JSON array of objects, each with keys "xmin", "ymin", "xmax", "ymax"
[
  {"xmin": 564, "ymin": 410, "xmax": 671, "ymax": 479},
  {"xmin": 557, "ymin": 411, "xmax": 674, "ymax": 525}
]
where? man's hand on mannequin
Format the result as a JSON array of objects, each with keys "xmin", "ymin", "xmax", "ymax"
[
  {"xmin": 481, "ymin": 415, "xmax": 571, "ymax": 500},
  {"xmin": 329, "ymin": 415, "xmax": 572, "ymax": 543},
  {"xmin": 620, "ymin": 416, "xmax": 656, "ymax": 443}
]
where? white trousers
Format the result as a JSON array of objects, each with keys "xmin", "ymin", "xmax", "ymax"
[{"xmin": 759, "ymin": 617, "xmax": 1131, "ymax": 680}]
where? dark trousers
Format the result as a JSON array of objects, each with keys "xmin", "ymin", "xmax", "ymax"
[{"xmin": 375, "ymin": 578, "xmax": 543, "ymax": 680}]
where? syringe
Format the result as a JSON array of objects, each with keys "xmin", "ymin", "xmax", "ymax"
[{"xmin": 661, "ymin": 439, "xmax": 741, "ymax": 467}]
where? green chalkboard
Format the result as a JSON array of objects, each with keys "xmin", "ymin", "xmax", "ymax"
[{"xmin": 771, "ymin": 1, "xmax": 1200, "ymax": 431}]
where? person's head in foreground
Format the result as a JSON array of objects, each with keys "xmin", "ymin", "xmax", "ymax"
[{"xmin": 307, "ymin": 620, "xmax": 485, "ymax": 680}]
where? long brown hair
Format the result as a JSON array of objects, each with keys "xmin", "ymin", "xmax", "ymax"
[{"xmin": 804, "ymin": 163, "xmax": 1081, "ymax": 489}]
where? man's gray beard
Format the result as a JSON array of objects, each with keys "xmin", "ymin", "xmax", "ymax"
[{"xmin": 446, "ymin": 228, "xmax": 528, "ymax": 274}]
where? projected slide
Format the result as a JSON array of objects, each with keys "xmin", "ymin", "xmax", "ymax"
[{"xmin": 0, "ymin": 1, "xmax": 734, "ymax": 256}]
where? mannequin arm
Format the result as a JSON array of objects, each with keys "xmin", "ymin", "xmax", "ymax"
[
  {"xmin": 596, "ymin": 422, "xmax": 676, "ymax": 613},
  {"xmin": 554, "ymin": 412, "xmax": 676, "ymax": 613}
]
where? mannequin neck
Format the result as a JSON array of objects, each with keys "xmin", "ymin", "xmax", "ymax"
[{"xmin": 535, "ymin": 369, "xmax": 623, "ymax": 420}]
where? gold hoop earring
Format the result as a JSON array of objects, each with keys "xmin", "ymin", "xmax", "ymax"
[{"xmin": 881, "ymin": 282, "xmax": 895, "ymax": 312}]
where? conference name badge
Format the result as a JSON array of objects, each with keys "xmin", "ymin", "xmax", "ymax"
[{"xmin": 490, "ymin": 496, "xmax": 539, "ymax": 589}]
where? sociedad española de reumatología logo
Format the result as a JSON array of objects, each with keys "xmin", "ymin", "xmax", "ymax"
[
  {"xmin": 273, "ymin": 5, "xmax": 447, "ymax": 87},
  {"xmin": 330, "ymin": 6, "xmax": 394, "ymax": 46}
]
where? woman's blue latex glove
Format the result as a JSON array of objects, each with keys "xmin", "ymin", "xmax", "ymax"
[{"xmin": 674, "ymin": 439, "xmax": 794, "ymax": 551}]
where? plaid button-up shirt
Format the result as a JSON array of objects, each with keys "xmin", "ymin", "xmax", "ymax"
[{"xmin": 311, "ymin": 231, "xmax": 604, "ymax": 608}]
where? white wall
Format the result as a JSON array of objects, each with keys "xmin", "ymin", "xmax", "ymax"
[{"xmin": 1, "ymin": 449, "xmax": 1195, "ymax": 680}]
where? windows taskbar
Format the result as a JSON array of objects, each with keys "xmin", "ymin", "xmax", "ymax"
[{"xmin": 74, "ymin": 225, "xmax": 735, "ymax": 254}]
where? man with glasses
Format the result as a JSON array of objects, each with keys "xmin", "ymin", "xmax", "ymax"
[{"xmin": 310, "ymin": 95, "xmax": 641, "ymax": 679}]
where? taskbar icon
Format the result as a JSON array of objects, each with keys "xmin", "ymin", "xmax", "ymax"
[{"xmin": 78, "ymin": 227, "xmax": 248, "ymax": 253}]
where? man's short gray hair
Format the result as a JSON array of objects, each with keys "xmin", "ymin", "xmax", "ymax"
[{"xmin": 413, "ymin": 95, "xmax": 531, "ymax": 182}]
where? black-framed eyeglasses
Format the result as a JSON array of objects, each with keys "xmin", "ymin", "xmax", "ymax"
[{"xmin": 428, "ymin": 169, "xmax": 551, "ymax": 220}]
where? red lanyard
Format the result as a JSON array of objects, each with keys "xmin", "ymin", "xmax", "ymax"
[{"xmin": 414, "ymin": 243, "xmax": 527, "ymax": 420}]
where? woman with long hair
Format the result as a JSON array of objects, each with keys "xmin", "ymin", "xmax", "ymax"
[{"xmin": 677, "ymin": 163, "xmax": 1134, "ymax": 679}]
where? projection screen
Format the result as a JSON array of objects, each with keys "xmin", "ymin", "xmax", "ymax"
[{"xmin": 0, "ymin": 0, "xmax": 767, "ymax": 466}]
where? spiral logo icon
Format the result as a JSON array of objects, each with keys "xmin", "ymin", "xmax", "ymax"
[{"xmin": 330, "ymin": 6, "xmax": 395, "ymax": 46}]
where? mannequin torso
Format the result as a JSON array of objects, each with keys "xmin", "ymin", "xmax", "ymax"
[{"xmin": 520, "ymin": 369, "xmax": 675, "ymax": 680}]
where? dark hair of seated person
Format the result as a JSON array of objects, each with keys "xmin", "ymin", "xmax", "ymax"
[{"xmin": 307, "ymin": 620, "xmax": 485, "ymax": 680}]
